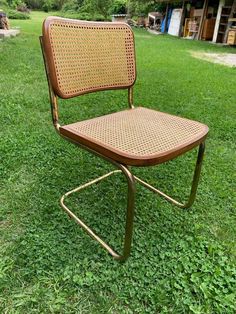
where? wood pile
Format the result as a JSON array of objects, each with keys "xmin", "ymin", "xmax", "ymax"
[{"xmin": 0, "ymin": 12, "xmax": 10, "ymax": 30}]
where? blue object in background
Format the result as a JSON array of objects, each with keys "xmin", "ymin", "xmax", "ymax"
[{"xmin": 161, "ymin": 9, "xmax": 172, "ymax": 33}]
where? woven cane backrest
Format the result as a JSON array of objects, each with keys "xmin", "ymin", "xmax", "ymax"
[{"xmin": 42, "ymin": 17, "xmax": 136, "ymax": 99}]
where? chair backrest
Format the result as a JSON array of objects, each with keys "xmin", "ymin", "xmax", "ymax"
[{"xmin": 42, "ymin": 17, "xmax": 136, "ymax": 99}]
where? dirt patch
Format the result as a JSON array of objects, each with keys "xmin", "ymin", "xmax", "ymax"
[
  {"xmin": 190, "ymin": 51, "xmax": 236, "ymax": 67},
  {"xmin": 147, "ymin": 29, "xmax": 163, "ymax": 36},
  {"xmin": 135, "ymin": 34, "xmax": 152, "ymax": 39}
]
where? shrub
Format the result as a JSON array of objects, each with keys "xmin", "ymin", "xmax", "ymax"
[
  {"xmin": 56, "ymin": 11, "xmax": 108, "ymax": 21},
  {"xmin": 16, "ymin": 2, "xmax": 29, "ymax": 12},
  {"xmin": 0, "ymin": 0, "xmax": 8, "ymax": 8},
  {"xmin": 11, "ymin": 0, "xmax": 21, "ymax": 8},
  {"xmin": 92, "ymin": 0, "xmax": 112, "ymax": 18},
  {"xmin": 42, "ymin": 0, "xmax": 52, "ymax": 12},
  {"xmin": 127, "ymin": 0, "xmax": 166, "ymax": 16},
  {"xmin": 24, "ymin": 0, "xmax": 41, "ymax": 9},
  {"xmin": 61, "ymin": 0, "xmax": 78, "ymax": 12},
  {"xmin": 93, "ymin": 13, "xmax": 106, "ymax": 21},
  {"xmin": 109, "ymin": 0, "xmax": 126, "ymax": 15},
  {"xmin": 7, "ymin": 8, "xmax": 29, "ymax": 18},
  {"xmin": 58, "ymin": 0, "xmax": 120, "ymax": 21},
  {"xmin": 24, "ymin": 0, "xmax": 66, "ymax": 10}
]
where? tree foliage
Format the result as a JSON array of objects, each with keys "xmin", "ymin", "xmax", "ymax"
[
  {"xmin": 109, "ymin": 0, "xmax": 126, "ymax": 15},
  {"xmin": 1, "ymin": 0, "xmax": 168, "ymax": 17}
]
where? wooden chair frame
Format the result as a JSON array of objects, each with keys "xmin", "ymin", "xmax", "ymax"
[{"xmin": 40, "ymin": 18, "xmax": 207, "ymax": 261}]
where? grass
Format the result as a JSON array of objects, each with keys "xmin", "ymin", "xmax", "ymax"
[{"xmin": 0, "ymin": 11, "xmax": 236, "ymax": 313}]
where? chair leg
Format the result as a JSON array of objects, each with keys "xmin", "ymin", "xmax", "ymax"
[
  {"xmin": 134, "ymin": 142, "xmax": 206, "ymax": 209},
  {"xmin": 59, "ymin": 142, "xmax": 205, "ymax": 261},
  {"xmin": 60, "ymin": 165, "xmax": 136, "ymax": 262}
]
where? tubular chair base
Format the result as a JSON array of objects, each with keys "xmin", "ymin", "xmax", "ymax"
[
  {"xmin": 60, "ymin": 143, "xmax": 205, "ymax": 261},
  {"xmin": 60, "ymin": 170, "xmax": 125, "ymax": 260},
  {"xmin": 40, "ymin": 18, "xmax": 208, "ymax": 262}
]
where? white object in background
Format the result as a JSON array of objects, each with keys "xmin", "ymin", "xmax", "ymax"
[{"xmin": 168, "ymin": 9, "xmax": 183, "ymax": 36}]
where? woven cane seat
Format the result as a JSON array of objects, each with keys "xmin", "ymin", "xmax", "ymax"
[{"xmin": 60, "ymin": 107, "xmax": 208, "ymax": 166}]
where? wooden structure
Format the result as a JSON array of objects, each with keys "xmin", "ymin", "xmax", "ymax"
[
  {"xmin": 212, "ymin": 0, "xmax": 236, "ymax": 43},
  {"xmin": 0, "ymin": 10, "xmax": 20, "ymax": 38},
  {"xmin": 202, "ymin": 18, "xmax": 216, "ymax": 40},
  {"xmin": 111, "ymin": 14, "xmax": 127, "ymax": 22},
  {"xmin": 155, "ymin": 0, "xmax": 236, "ymax": 44},
  {"xmin": 148, "ymin": 12, "xmax": 163, "ymax": 30},
  {"xmin": 223, "ymin": 0, "xmax": 236, "ymax": 43},
  {"xmin": 0, "ymin": 12, "xmax": 10, "ymax": 30},
  {"xmin": 227, "ymin": 28, "xmax": 236, "ymax": 43}
]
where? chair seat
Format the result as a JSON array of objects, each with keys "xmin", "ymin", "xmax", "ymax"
[{"xmin": 60, "ymin": 107, "xmax": 208, "ymax": 166}]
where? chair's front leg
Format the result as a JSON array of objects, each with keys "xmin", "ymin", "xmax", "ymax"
[
  {"xmin": 117, "ymin": 164, "xmax": 136, "ymax": 261},
  {"xmin": 134, "ymin": 142, "xmax": 206, "ymax": 209}
]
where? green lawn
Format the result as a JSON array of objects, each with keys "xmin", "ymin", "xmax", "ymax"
[{"xmin": 0, "ymin": 11, "xmax": 235, "ymax": 313}]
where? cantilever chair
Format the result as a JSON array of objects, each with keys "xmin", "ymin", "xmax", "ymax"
[{"xmin": 40, "ymin": 17, "xmax": 209, "ymax": 261}]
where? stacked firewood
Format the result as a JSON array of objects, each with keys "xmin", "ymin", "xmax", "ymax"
[{"xmin": 0, "ymin": 12, "xmax": 10, "ymax": 30}]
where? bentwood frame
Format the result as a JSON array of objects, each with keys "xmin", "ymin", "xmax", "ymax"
[{"xmin": 40, "ymin": 17, "xmax": 208, "ymax": 261}]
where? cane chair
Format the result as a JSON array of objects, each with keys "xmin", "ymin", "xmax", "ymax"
[{"xmin": 40, "ymin": 17, "xmax": 208, "ymax": 261}]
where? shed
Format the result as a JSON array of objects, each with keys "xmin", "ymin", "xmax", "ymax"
[{"xmin": 155, "ymin": 0, "xmax": 236, "ymax": 44}]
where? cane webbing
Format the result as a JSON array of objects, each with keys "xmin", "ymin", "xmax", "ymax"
[
  {"xmin": 43, "ymin": 17, "xmax": 136, "ymax": 98},
  {"xmin": 60, "ymin": 107, "xmax": 208, "ymax": 165}
]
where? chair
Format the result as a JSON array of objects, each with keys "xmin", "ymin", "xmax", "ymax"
[{"xmin": 40, "ymin": 17, "xmax": 208, "ymax": 261}]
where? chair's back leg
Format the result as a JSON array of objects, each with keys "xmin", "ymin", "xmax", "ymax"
[
  {"xmin": 128, "ymin": 87, "xmax": 134, "ymax": 109},
  {"xmin": 39, "ymin": 36, "xmax": 60, "ymax": 131}
]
